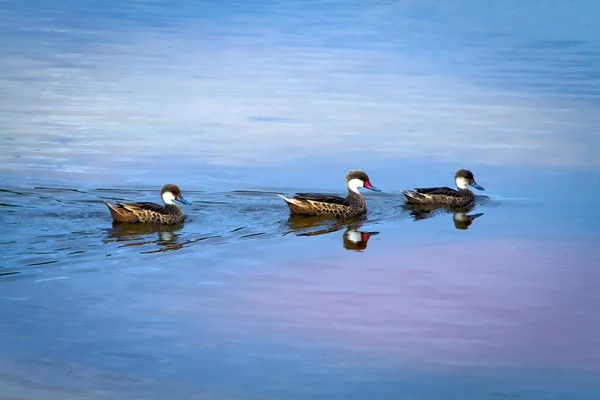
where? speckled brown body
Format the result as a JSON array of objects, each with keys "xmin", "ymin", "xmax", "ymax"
[
  {"xmin": 402, "ymin": 187, "xmax": 476, "ymax": 207},
  {"xmin": 104, "ymin": 201, "xmax": 185, "ymax": 224},
  {"xmin": 279, "ymin": 191, "xmax": 367, "ymax": 219}
]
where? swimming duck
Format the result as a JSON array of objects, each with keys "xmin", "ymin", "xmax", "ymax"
[
  {"xmin": 104, "ymin": 184, "xmax": 191, "ymax": 225},
  {"xmin": 278, "ymin": 170, "xmax": 381, "ymax": 219},
  {"xmin": 402, "ymin": 169, "xmax": 484, "ymax": 207}
]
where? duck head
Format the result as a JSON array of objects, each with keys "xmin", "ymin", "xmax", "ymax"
[
  {"xmin": 345, "ymin": 170, "xmax": 381, "ymax": 194},
  {"xmin": 454, "ymin": 169, "xmax": 484, "ymax": 191},
  {"xmin": 160, "ymin": 184, "xmax": 192, "ymax": 205}
]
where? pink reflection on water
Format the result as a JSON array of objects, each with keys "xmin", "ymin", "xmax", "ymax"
[{"xmin": 228, "ymin": 238, "xmax": 600, "ymax": 372}]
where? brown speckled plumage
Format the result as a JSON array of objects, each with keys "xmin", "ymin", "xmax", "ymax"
[
  {"xmin": 278, "ymin": 170, "xmax": 380, "ymax": 220},
  {"xmin": 402, "ymin": 169, "xmax": 484, "ymax": 207},
  {"xmin": 104, "ymin": 184, "xmax": 190, "ymax": 225}
]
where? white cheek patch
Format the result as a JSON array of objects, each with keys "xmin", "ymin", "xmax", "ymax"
[
  {"xmin": 455, "ymin": 177, "xmax": 469, "ymax": 190},
  {"xmin": 347, "ymin": 178, "xmax": 364, "ymax": 194},
  {"xmin": 162, "ymin": 191, "xmax": 176, "ymax": 205}
]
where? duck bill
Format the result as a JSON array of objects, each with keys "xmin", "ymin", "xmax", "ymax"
[
  {"xmin": 364, "ymin": 181, "xmax": 381, "ymax": 192},
  {"xmin": 176, "ymin": 195, "xmax": 192, "ymax": 205},
  {"xmin": 469, "ymin": 181, "xmax": 485, "ymax": 191}
]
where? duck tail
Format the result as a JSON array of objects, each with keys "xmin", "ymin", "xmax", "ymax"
[
  {"xmin": 104, "ymin": 200, "xmax": 128, "ymax": 221},
  {"xmin": 401, "ymin": 190, "xmax": 424, "ymax": 203},
  {"xmin": 278, "ymin": 194, "xmax": 300, "ymax": 206},
  {"xmin": 278, "ymin": 194, "xmax": 308, "ymax": 213}
]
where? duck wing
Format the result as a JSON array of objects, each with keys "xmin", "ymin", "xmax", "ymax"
[
  {"xmin": 117, "ymin": 201, "xmax": 169, "ymax": 214},
  {"xmin": 402, "ymin": 186, "xmax": 462, "ymax": 204},
  {"xmin": 293, "ymin": 193, "xmax": 350, "ymax": 207},
  {"xmin": 414, "ymin": 187, "xmax": 460, "ymax": 197}
]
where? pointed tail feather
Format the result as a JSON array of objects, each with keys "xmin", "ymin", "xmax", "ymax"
[
  {"xmin": 104, "ymin": 201, "xmax": 120, "ymax": 220},
  {"xmin": 278, "ymin": 194, "xmax": 302, "ymax": 206},
  {"xmin": 402, "ymin": 190, "xmax": 425, "ymax": 203},
  {"xmin": 104, "ymin": 201, "xmax": 131, "ymax": 222},
  {"xmin": 278, "ymin": 194, "xmax": 308, "ymax": 214}
]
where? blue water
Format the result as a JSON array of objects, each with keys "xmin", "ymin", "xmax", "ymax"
[{"xmin": 1, "ymin": 1, "xmax": 600, "ymax": 399}]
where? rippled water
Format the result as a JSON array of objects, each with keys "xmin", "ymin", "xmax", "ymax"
[{"xmin": 1, "ymin": 1, "xmax": 600, "ymax": 399}]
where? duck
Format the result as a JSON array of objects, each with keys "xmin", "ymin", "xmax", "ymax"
[
  {"xmin": 104, "ymin": 184, "xmax": 191, "ymax": 225},
  {"xmin": 278, "ymin": 170, "xmax": 381, "ymax": 219},
  {"xmin": 402, "ymin": 169, "xmax": 484, "ymax": 207}
]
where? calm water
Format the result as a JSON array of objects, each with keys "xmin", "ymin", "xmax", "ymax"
[{"xmin": 1, "ymin": 1, "xmax": 600, "ymax": 399}]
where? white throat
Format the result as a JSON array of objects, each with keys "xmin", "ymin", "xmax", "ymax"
[
  {"xmin": 455, "ymin": 177, "xmax": 469, "ymax": 190},
  {"xmin": 347, "ymin": 178, "xmax": 364, "ymax": 194},
  {"xmin": 162, "ymin": 191, "xmax": 176, "ymax": 205}
]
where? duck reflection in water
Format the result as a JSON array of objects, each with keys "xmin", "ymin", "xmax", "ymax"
[
  {"xmin": 104, "ymin": 222, "xmax": 185, "ymax": 253},
  {"xmin": 283, "ymin": 215, "xmax": 379, "ymax": 251},
  {"xmin": 401, "ymin": 203, "xmax": 484, "ymax": 230}
]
